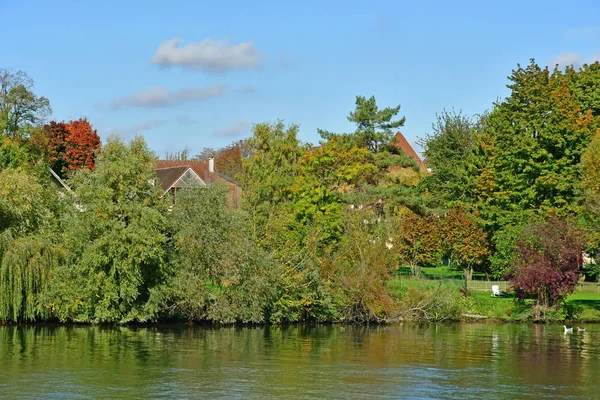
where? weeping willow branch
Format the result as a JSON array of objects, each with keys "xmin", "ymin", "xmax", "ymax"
[{"xmin": 0, "ymin": 235, "xmax": 64, "ymax": 322}]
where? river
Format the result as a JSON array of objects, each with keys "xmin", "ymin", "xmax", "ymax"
[{"xmin": 0, "ymin": 323, "xmax": 598, "ymax": 399}]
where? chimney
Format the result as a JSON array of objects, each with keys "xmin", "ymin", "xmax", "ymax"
[{"xmin": 208, "ymin": 157, "xmax": 215, "ymax": 173}]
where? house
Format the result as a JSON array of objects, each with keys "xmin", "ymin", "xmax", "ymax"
[
  {"xmin": 48, "ymin": 167, "xmax": 72, "ymax": 193},
  {"xmin": 391, "ymin": 131, "xmax": 423, "ymax": 168},
  {"xmin": 154, "ymin": 158, "xmax": 242, "ymax": 207}
]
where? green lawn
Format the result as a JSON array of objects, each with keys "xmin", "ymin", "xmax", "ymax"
[
  {"xmin": 388, "ymin": 277, "xmax": 600, "ymax": 322},
  {"xmin": 397, "ymin": 266, "xmax": 497, "ymax": 281}
]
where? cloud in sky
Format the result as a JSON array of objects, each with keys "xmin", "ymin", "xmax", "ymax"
[
  {"xmin": 549, "ymin": 51, "xmax": 582, "ymax": 69},
  {"xmin": 213, "ymin": 120, "xmax": 250, "ymax": 137},
  {"xmin": 110, "ymin": 84, "xmax": 227, "ymax": 109},
  {"xmin": 151, "ymin": 38, "xmax": 260, "ymax": 73},
  {"xmin": 548, "ymin": 51, "xmax": 600, "ymax": 70}
]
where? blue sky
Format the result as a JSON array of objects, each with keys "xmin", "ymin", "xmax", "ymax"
[{"xmin": 1, "ymin": 0, "xmax": 599, "ymax": 157}]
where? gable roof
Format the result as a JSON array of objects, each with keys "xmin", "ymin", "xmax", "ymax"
[
  {"xmin": 155, "ymin": 160, "xmax": 241, "ymax": 188},
  {"xmin": 391, "ymin": 131, "xmax": 422, "ymax": 166},
  {"xmin": 48, "ymin": 167, "xmax": 72, "ymax": 192},
  {"xmin": 155, "ymin": 166, "xmax": 205, "ymax": 192}
]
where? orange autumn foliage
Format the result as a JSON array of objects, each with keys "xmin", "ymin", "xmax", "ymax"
[{"xmin": 44, "ymin": 118, "xmax": 101, "ymax": 176}]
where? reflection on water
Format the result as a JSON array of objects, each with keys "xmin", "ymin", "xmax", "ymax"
[{"xmin": 0, "ymin": 323, "xmax": 599, "ymax": 399}]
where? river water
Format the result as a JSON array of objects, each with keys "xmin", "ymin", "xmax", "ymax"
[{"xmin": 0, "ymin": 323, "xmax": 598, "ymax": 399}]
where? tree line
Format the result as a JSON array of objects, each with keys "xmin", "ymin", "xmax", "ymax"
[{"xmin": 1, "ymin": 60, "xmax": 599, "ymax": 324}]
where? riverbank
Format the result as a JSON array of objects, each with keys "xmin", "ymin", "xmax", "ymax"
[{"xmin": 388, "ymin": 277, "xmax": 600, "ymax": 323}]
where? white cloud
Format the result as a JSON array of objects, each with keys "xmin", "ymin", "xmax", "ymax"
[
  {"xmin": 150, "ymin": 38, "xmax": 260, "ymax": 73},
  {"xmin": 110, "ymin": 84, "xmax": 227, "ymax": 109},
  {"xmin": 548, "ymin": 51, "xmax": 582, "ymax": 69},
  {"xmin": 213, "ymin": 120, "xmax": 250, "ymax": 137},
  {"xmin": 548, "ymin": 51, "xmax": 600, "ymax": 70}
]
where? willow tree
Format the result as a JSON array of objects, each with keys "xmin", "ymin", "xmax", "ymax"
[
  {"xmin": 0, "ymin": 168, "xmax": 61, "ymax": 322},
  {"xmin": 0, "ymin": 237, "xmax": 65, "ymax": 321},
  {"xmin": 49, "ymin": 135, "xmax": 175, "ymax": 323},
  {"xmin": 169, "ymin": 184, "xmax": 279, "ymax": 323}
]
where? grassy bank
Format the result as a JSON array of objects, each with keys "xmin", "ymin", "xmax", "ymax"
[{"xmin": 387, "ymin": 276, "xmax": 600, "ymax": 323}]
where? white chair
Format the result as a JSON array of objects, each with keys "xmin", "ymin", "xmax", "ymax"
[{"xmin": 491, "ymin": 285, "xmax": 504, "ymax": 297}]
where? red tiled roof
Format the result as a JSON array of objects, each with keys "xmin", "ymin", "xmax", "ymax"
[{"xmin": 391, "ymin": 132, "xmax": 422, "ymax": 166}]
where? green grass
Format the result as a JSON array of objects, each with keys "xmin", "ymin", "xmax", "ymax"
[
  {"xmin": 388, "ymin": 277, "xmax": 600, "ymax": 322},
  {"xmin": 398, "ymin": 266, "xmax": 497, "ymax": 281}
]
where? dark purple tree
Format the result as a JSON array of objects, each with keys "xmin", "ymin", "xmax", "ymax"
[{"xmin": 507, "ymin": 218, "xmax": 583, "ymax": 307}]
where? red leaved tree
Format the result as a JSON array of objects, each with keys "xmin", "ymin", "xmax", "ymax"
[
  {"xmin": 507, "ymin": 218, "xmax": 584, "ymax": 307},
  {"xmin": 43, "ymin": 121, "xmax": 70, "ymax": 174},
  {"xmin": 44, "ymin": 118, "xmax": 101, "ymax": 177},
  {"xmin": 64, "ymin": 118, "xmax": 101, "ymax": 171}
]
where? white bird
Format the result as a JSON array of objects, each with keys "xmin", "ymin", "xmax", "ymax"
[
  {"xmin": 577, "ymin": 327, "xmax": 586, "ymax": 332},
  {"xmin": 564, "ymin": 325, "xmax": 573, "ymax": 334}
]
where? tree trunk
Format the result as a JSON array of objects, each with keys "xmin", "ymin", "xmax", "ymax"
[
  {"xmin": 463, "ymin": 266, "xmax": 473, "ymax": 282},
  {"xmin": 410, "ymin": 262, "xmax": 421, "ymax": 279}
]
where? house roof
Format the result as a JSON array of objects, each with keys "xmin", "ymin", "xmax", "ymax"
[
  {"xmin": 155, "ymin": 166, "xmax": 192, "ymax": 192},
  {"xmin": 48, "ymin": 167, "xmax": 72, "ymax": 192},
  {"xmin": 391, "ymin": 131, "xmax": 422, "ymax": 166},
  {"xmin": 155, "ymin": 160, "xmax": 241, "ymax": 188}
]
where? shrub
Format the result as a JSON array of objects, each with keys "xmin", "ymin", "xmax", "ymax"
[{"xmin": 507, "ymin": 218, "xmax": 584, "ymax": 307}]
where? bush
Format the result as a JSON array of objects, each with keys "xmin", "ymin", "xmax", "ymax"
[{"xmin": 507, "ymin": 218, "xmax": 584, "ymax": 307}]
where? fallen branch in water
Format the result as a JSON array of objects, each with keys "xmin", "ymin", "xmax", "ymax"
[{"xmin": 460, "ymin": 313, "xmax": 488, "ymax": 320}]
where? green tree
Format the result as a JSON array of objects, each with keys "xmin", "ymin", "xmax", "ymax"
[
  {"xmin": 419, "ymin": 110, "xmax": 476, "ymax": 206},
  {"xmin": 49, "ymin": 136, "xmax": 175, "ymax": 323},
  {"xmin": 581, "ymin": 128, "xmax": 600, "ymax": 252},
  {"xmin": 325, "ymin": 212, "xmax": 398, "ymax": 322},
  {"xmin": 169, "ymin": 184, "xmax": 278, "ymax": 323},
  {"xmin": 441, "ymin": 206, "xmax": 490, "ymax": 281},
  {"xmin": 241, "ymin": 121, "xmax": 303, "ymax": 245},
  {"xmin": 0, "ymin": 69, "xmax": 51, "ymax": 138},
  {"xmin": 0, "ymin": 168, "xmax": 53, "ymax": 235},
  {"xmin": 478, "ymin": 60, "xmax": 596, "ymax": 216},
  {"xmin": 347, "ymin": 95, "xmax": 406, "ymax": 153},
  {"xmin": 320, "ymin": 95, "xmax": 406, "ymax": 153},
  {"xmin": 571, "ymin": 62, "xmax": 600, "ymax": 119},
  {"xmin": 392, "ymin": 212, "xmax": 442, "ymax": 277},
  {"xmin": 0, "ymin": 168, "xmax": 64, "ymax": 322},
  {"xmin": 291, "ymin": 138, "xmax": 377, "ymax": 244}
]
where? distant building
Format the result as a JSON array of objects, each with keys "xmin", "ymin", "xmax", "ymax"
[
  {"xmin": 48, "ymin": 167, "xmax": 72, "ymax": 193},
  {"xmin": 155, "ymin": 158, "xmax": 242, "ymax": 207},
  {"xmin": 390, "ymin": 131, "xmax": 423, "ymax": 168}
]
